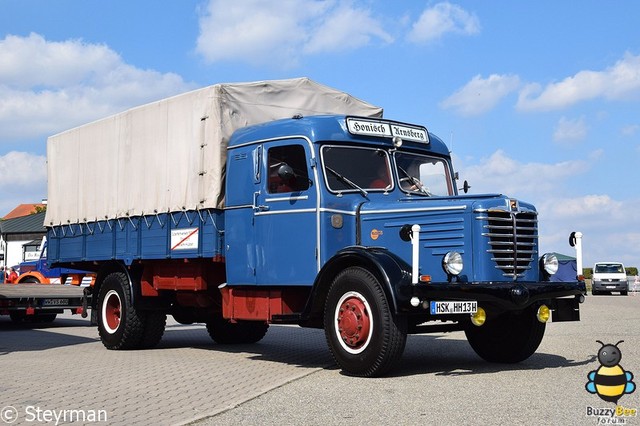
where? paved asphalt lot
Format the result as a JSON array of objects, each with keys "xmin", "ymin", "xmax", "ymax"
[{"xmin": 1, "ymin": 293, "xmax": 639, "ymax": 426}]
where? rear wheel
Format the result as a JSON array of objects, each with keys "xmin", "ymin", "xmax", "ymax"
[
  {"xmin": 9, "ymin": 311, "xmax": 26, "ymax": 323},
  {"xmin": 97, "ymin": 272, "xmax": 146, "ymax": 349},
  {"xmin": 33, "ymin": 313, "xmax": 57, "ymax": 323},
  {"xmin": 324, "ymin": 267, "xmax": 406, "ymax": 377},
  {"xmin": 206, "ymin": 317, "xmax": 269, "ymax": 344},
  {"xmin": 20, "ymin": 276, "xmax": 40, "ymax": 284},
  {"xmin": 139, "ymin": 312, "xmax": 166, "ymax": 349},
  {"xmin": 465, "ymin": 306, "xmax": 545, "ymax": 363},
  {"xmin": 9, "ymin": 311, "xmax": 56, "ymax": 323}
]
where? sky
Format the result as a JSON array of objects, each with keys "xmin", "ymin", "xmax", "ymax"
[{"xmin": 0, "ymin": 0, "xmax": 639, "ymax": 268}]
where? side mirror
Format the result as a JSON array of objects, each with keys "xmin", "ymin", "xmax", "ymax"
[
  {"xmin": 277, "ymin": 164, "xmax": 295, "ymax": 181},
  {"xmin": 459, "ymin": 180, "xmax": 470, "ymax": 194}
]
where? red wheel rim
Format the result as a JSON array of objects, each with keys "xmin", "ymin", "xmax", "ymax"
[
  {"xmin": 104, "ymin": 290, "xmax": 121, "ymax": 333},
  {"xmin": 336, "ymin": 294, "xmax": 371, "ymax": 352}
]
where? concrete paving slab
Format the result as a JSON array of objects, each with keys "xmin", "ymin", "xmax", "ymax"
[{"xmin": 0, "ymin": 314, "xmax": 333, "ymax": 425}]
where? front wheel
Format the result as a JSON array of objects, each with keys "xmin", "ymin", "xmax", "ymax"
[
  {"xmin": 465, "ymin": 306, "xmax": 545, "ymax": 363},
  {"xmin": 323, "ymin": 267, "xmax": 406, "ymax": 377}
]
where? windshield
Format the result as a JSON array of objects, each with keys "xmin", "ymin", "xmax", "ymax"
[
  {"xmin": 322, "ymin": 146, "xmax": 392, "ymax": 192},
  {"xmin": 595, "ymin": 264, "xmax": 625, "ymax": 273},
  {"xmin": 394, "ymin": 152, "xmax": 452, "ymax": 196}
]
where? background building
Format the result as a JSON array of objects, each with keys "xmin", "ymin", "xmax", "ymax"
[{"xmin": 0, "ymin": 211, "xmax": 46, "ymax": 269}]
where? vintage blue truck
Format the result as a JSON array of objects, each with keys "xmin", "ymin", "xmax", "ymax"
[
  {"xmin": 0, "ymin": 240, "xmax": 92, "ymax": 323},
  {"xmin": 44, "ymin": 78, "xmax": 585, "ymax": 376}
]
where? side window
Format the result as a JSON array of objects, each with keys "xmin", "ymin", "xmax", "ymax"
[{"xmin": 267, "ymin": 145, "xmax": 310, "ymax": 194}]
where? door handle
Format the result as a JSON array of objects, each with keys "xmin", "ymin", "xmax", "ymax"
[{"xmin": 253, "ymin": 191, "xmax": 270, "ymax": 212}]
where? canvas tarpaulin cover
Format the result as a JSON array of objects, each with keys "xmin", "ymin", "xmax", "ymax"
[{"xmin": 45, "ymin": 78, "xmax": 383, "ymax": 226}]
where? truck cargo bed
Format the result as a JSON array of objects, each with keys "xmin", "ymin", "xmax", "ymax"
[
  {"xmin": 0, "ymin": 284, "xmax": 87, "ymax": 313},
  {"xmin": 0, "ymin": 283, "xmax": 84, "ymax": 299}
]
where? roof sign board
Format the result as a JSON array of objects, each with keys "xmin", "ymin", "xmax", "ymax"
[{"xmin": 346, "ymin": 117, "xmax": 429, "ymax": 144}]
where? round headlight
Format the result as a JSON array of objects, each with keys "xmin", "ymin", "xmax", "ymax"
[
  {"xmin": 541, "ymin": 253, "xmax": 559, "ymax": 276},
  {"xmin": 443, "ymin": 251, "xmax": 463, "ymax": 275}
]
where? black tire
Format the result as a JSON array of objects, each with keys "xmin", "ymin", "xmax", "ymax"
[
  {"xmin": 20, "ymin": 277, "xmax": 40, "ymax": 284},
  {"xmin": 97, "ymin": 272, "xmax": 146, "ymax": 350},
  {"xmin": 621, "ymin": 291, "xmax": 628, "ymax": 296},
  {"xmin": 9, "ymin": 311, "xmax": 27, "ymax": 323},
  {"xmin": 206, "ymin": 317, "xmax": 269, "ymax": 344},
  {"xmin": 465, "ymin": 306, "xmax": 545, "ymax": 363},
  {"xmin": 8, "ymin": 311, "xmax": 56, "ymax": 323},
  {"xmin": 323, "ymin": 266, "xmax": 407, "ymax": 377},
  {"xmin": 90, "ymin": 308, "xmax": 98, "ymax": 326},
  {"xmin": 33, "ymin": 313, "xmax": 57, "ymax": 323},
  {"xmin": 139, "ymin": 312, "xmax": 166, "ymax": 349}
]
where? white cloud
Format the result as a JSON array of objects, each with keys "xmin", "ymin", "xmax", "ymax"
[
  {"xmin": 0, "ymin": 151, "xmax": 47, "ymax": 214},
  {"xmin": 407, "ymin": 2, "xmax": 480, "ymax": 44},
  {"xmin": 537, "ymin": 195, "xmax": 640, "ymax": 267},
  {"xmin": 0, "ymin": 151, "xmax": 46, "ymax": 188},
  {"xmin": 457, "ymin": 149, "xmax": 588, "ymax": 200},
  {"xmin": 546, "ymin": 194, "xmax": 623, "ymax": 218},
  {"xmin": 553, "ymin": 116, "xmax": 588, "ymax": 144},
  {"xmin": 304, "ymin": 4, "xmax": 393, "ymax": 54},
  {"xmin": 196, "ymin": 0, "xmax": 392, "ymax": 66},
  {"xmin": 517, "ymin": 52, "xmax": 640, "ymax": 111},
  {"xmin": 0, "ymin": 33, "xmax": 193, "ymax": 142},
  {"xmin": 440, "ymin": 74, "xmax": 521, "ymax": 116},
  {"xmin": 456, "ymin": 150, "xmax": 640, "ymax": 266},
  {"xmin": 621, "ymin": 124, "xmax": 639, "ymax": 136}
]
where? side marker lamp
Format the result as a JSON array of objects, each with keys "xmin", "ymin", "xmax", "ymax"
[{"xmin": 470, "ymin": 307, "xmax": 486, "ymax": 327}]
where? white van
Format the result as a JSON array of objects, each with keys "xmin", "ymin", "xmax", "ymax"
[{"xmin": 592, "ymin": 262, "xmax": 627, "ymax": 295}]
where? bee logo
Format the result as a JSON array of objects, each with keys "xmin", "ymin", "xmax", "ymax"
[{"xmin": 586, "ymin": 340, "xmax": 636, "ymax": 404}]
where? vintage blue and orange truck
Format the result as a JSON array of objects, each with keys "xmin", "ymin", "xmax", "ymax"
[
  {"xmin": 0, "ymin": 240, "xmax": 93, "ymax": 323},
  {"xmin": 43, "ymin": 78, "xmax": 585, "ymax": 376}
]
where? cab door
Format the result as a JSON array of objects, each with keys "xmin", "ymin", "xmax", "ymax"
[{"xmin": 253, "ymin": 140, "xmax": 318, "ymax": 286}]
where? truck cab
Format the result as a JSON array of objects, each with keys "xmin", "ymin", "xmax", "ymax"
[
  {"xmin": 222, "ymin": 115, "xmax": 585, "ymax": 375},
  {"xmin": 17, "ymin": 239, "xmax": 94, "ymax": 286}
]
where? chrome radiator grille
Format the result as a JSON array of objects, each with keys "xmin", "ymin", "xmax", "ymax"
[{"xmin": 477, "ymin": 209, "xmax": 538, "ymax": 279}]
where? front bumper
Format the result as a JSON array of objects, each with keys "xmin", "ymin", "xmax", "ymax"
[
  {"xmin": 397, "ymin": 280, "xmax": 586, "ymax": 322},
  {"xmin": 593, "ymin": 281, "xmax": 627, "ymax": 292}
]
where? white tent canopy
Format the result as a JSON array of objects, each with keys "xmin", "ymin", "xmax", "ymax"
[{"xmin": 45, "ymin": 78, "xmax": 383, "ymax": 226}]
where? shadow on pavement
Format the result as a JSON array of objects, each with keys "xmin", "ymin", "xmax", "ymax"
[
  {"xmin": 0, "ymin": 318, "xmax": 96, "ymax": 355},
  {"xmin": 0, "ymin": 319, "xmax": 595, "ymax": 377},
  {"xmin": 386, "ymin": 333, "xmax": 597, "ymax": 377},
  {"xmin": 160, "ymin": 325, "xmax": 595, "ymax": 377}
]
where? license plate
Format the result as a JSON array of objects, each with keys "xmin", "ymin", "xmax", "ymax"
[
  {"xmin": 42, "ymin": 298, "xmax": 69, "ymax": 306},
  {"xmin": 606, "ymin": 286, "xmax": 616, "ymax": 289},
  {"xmin": 430, "ymin": 301, "xmax": 477, "ymax": 315}
]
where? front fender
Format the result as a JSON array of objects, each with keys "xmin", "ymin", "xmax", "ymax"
[
  {"xmin": 16, "ymin": 272, "xmax": 49, "ymax": 284},
  {"xmin": 303, "ymin": 246, "xmax": 412, "ymax": 325}
]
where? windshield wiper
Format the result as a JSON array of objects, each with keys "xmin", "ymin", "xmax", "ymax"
[
  {"xmin": 397, "ymin": 166, "xmax": 431, "ymax": 196},
  {"xmin": 325, "ymin": 166, "xmax": 368, "ymax": 197}
]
